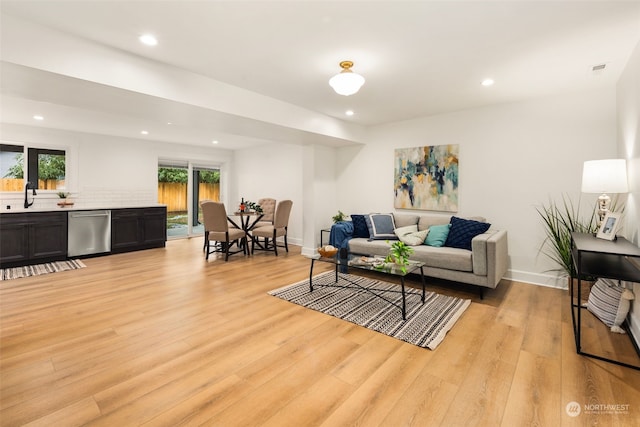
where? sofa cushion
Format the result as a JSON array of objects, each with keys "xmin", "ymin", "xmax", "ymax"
[
  {"xmin": 348, "ymin": 238, "xmax": 394, "ymax": 257},
  {"xmin": 350, "ymin": 214, "xmax": 370, "ymax": 238},
  {"xmin": 393, "ymin": 213, "xmax": 420, "ymax": 228},
  {"xmin": 424, "ymin": 224, "xmax": 450, "ymax": 247},
  {"xmin": 445, "ymin": 216, "xmax": 491, "ymax": 250},
  {"xmin": 394, "ymin": 225, "xmax": 428, "ymax": 246},
  {"xmin": 365, "ymin": 214, "xmax": 398, "ymax": 240},
  {"xmin": 411, "ymin": 245, "xmax": 473, "ymax": 272}
]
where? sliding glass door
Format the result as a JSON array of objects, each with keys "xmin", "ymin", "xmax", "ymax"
[
  {"xmin": 191, "ymin": 167, "xmax": 220, "ymax": 236},
  {"xmin": 158, "ymin": 161, "xmax": 220, "ymax": 239}
]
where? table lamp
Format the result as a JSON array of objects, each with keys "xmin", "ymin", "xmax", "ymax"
[{"xmin": 581, "ymin": 159, "xmax": 628, "ymax": 224}]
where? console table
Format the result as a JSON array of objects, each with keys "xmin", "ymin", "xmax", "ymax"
[{"xmin": 570, "ymin": 232, "xmax": 640, "ymax": 370}]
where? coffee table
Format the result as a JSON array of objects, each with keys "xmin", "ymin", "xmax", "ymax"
[{"xmin": 309, "ymin": 253, "xmax": 426, "ymax": 320}]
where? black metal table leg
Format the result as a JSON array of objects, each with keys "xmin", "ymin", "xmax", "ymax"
[
  {"xmin": 400, "ymin": 277, "xmax": 406, "ymax": 320},
  {"xmin": 420, "ymin": 266, "xmax": 426, "ymax": 302},
  {"xmin": 309, "ymin": 258, "xmax": 315, "ymax": 291}
]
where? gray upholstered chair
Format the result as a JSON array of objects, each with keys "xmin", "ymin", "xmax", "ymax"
[
  {"xmin": 253, "ymin": 197, "xmax": 276, "ymax": 229},
  {"xmin": 201, "ymin": 201, "xmax": 247, "ymax": 261},
  {"xmin": 251, "ymin": 199, "xmax": 292, "ymax": 256}
]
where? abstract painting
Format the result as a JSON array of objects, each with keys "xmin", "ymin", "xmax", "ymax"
[{"xmin": 394, "ymin": 145, "xmax": 459, "ymax": 212}]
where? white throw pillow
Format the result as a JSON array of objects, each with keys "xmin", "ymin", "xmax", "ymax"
[{"xmin": 394, "ymin": 225, "xmax": 428, "ymax": 246}]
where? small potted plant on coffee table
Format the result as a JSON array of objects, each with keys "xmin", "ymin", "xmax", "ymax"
[{"xmin": 380, "ymin": 240, "xmax": 414, "ymax": 273}]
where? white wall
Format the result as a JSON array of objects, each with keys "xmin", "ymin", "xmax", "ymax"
[
  {"xmin": 232, "ymin": 142, "xmax": 305, "ymax": 246},
  {"xmin": 617, "ymin": 40, "xmax": 640, "ymax": 342},
  {"xmin": 232, "ymin": 142, "xmax": 340, "ymax": 253},
  {"xmin": 334, "ymin": 89, "xmax": 618, "ymax": 287},
  {"xmin": 0, "ymin": 123, "xmax": 234, "ymax": 210}
]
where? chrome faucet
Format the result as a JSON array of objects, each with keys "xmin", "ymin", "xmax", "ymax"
[{"xmin": 24, "ymin": 181, "xmax": 37, "ymax": 208}]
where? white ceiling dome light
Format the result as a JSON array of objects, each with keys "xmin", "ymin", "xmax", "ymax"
[
  {"xmin": 329, "ymin": 61, "xmax": 365, "ymax": 96},
  {"xmin": 139, "ymin": 34, "xmax": 158, "ymax": 46}
]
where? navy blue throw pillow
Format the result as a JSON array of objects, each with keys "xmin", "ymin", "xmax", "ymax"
[
  {"xmin": 444, "ymin": 216, "xmax": 491, "ymax": 250},
  {"xmin": 351, "ymin": 214, "xmax": 370, "ymax": 238}
]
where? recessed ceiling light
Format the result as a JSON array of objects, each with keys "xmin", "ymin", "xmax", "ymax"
[
  {"xmin": 481, "ymin": 78, "xmax": 494, "ymax": 87},
  {"xmin": 139, "ymin": 34, "xmax": 158, "ymax": 46},
  {"xmin": 33, "ymin": 115, "xmax": 44, "ymax": 121},
  {"xmin": 167, "ymin": 122, "xmax": 172, "ymax": 125},
  {"xmin": 345, "ymin": 110, "xmax": 354, "ymax": 116},
  {"xmin": 141, "ymin": 130, "xmax": 149, "ymax": 135},
  {"xmin": 211, "ymin": 140, "xmax": 219, "ymax": 145}
]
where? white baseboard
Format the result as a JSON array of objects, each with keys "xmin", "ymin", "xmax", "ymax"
[
  {"xmin": 503, "ymin": 269, "xmax": 568, "ymax": 289},
  {"xmin": 301, "ymin": 245, "xmax": 318, "ymax": 257}
]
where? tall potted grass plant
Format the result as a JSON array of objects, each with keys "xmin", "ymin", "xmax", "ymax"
[
  {"xmin": 537, "ymin": 194, "xmax": 624, "ymax": 285},
  {"xmin": 536, "ymin": 194, "xmax": 597, "ymax": 281}
]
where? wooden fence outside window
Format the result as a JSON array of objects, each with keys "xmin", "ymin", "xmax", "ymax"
[
  {"xmin": 0, "ymin": 178, "xmax": 64, "ymax": 191},
  {"xmin": 158, "ymin": 183, "xmax": 220, "ymax": 212}
]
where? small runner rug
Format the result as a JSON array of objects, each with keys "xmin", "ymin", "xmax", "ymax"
[
  {"xmin": 268, "ymin": 271, "xmax": 470, "ymax": 350},
  {"xmin": 1, "ymin": 259, "xmax": 86, "ymax": 281}
]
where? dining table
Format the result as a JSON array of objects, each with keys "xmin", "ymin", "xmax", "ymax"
[{"xmin": 227, "ymin": 210, "xmax": 264, "ymax": 252}]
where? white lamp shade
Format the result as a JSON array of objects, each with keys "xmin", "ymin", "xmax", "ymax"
[
  {"xmin": 581, "ymin": 159, "xmax": 629, "ymax": 193},
  {"xmin": 329, "ymin": 71, "xmax": 365, "ymax": 96}
]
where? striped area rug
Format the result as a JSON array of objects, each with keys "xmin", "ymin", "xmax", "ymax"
[
  {"xmin": 268, "ymin": 271, "xmax": 470, "ymax": 350},
  {"xmin": 1, "ymin": 259, "xmax": 86, "ymax": 281}
]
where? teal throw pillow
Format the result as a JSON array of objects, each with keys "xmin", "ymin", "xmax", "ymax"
[{"xmin": 424, "ymin": 224, "xmax": 450, "ymax": 247}]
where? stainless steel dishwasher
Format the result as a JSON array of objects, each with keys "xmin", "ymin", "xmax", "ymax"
[{"xmin": 68, "ymin": 210, "xmax": 111, "ymax": 257}]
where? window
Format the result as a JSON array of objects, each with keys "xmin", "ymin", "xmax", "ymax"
[
  {"xmin": 28, "ymin": 148, "xmax": 66, "ymax": 190},
  {"xmin": 0, "ymin": 144, "xmax": 66, "ymax": 191},
  {"xmin": 0, "ymin": 144, "xmax": 24, "ymax": 191}
]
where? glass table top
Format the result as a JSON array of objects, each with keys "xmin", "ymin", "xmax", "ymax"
[{"xmin": 312, "ymin": 253, "xmax": 424, "ymax": 277}]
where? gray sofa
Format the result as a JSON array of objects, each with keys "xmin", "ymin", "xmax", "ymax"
[{"xmin": 347, "ymin": 213, "xmax": 508, "ymax": 296}]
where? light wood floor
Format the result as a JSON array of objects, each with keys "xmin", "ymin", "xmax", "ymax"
[{"xmin": 1, "ymin": 238, "xmax": 639, "ymax": 426}]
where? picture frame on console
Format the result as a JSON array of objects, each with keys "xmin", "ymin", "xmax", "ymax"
[{"xmin": 596, "ymin": 212, "xmax": 621, "ymax": 241}]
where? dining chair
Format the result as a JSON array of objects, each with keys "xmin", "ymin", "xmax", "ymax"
[
  {"xmin": 201, "ymin": 201, "xmax": 247, "ymax": 261},
  {"xmin": 199, "ymin": 199, "xmax": 212, "ymax": 251},
  {"xmin": 251, "ymin": 199, "xmax": 292, "ymax": 256},
  {"xmin": 253, "ymin": 197, "xmax": 276, "ymax": 228}
]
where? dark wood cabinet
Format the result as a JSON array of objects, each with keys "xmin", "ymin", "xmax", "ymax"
[
  {"xmin": 1, "ymin": 206, "xmax": 166, "ymax": 267},
  {"xmin": 0, "ymin": 211, "xmax": 68, "ymax": 267},
  {"xmin": 111, "ymin": 207, "xmax": 166, "ymax": 253}
]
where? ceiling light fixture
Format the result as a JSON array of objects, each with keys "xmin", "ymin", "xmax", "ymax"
[
  {"xmin": 139, "ymin": 34, "xmax": 158, "ymax": 46},
  {"xmin": 141, "ymin": 130, "xmax": 149, "ymax": 135},
  {"xmin": 33, "ymin": 115, "xmax": 44, "ymax": 121},
  {"xmin": 345, "ymin": 110, "xmax": 354, "ymax": 116},
  {"xmin": 329, "ymin": 61, "xmax": 365, "ymax": 96},
  {"xmin": 481, "ymin": 78, "xmax": 494, "ymax": 87}
]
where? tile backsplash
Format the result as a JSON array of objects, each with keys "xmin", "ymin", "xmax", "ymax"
[{"xmin": 1, "ymin": 187, "xmax": 158, "ymax": 212}]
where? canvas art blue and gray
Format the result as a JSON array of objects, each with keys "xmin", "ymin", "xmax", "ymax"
[{"xmin": 394, "ymin": 145, "xmax": 459, "ymax": 212}]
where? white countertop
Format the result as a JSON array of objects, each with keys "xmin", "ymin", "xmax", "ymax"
[{"xmin": 1, "ymin": 204, "xmax": 166, "ymax": 214}]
